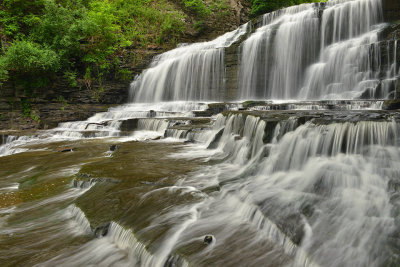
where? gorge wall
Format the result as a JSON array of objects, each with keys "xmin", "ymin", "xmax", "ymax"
[{"xmin": 383, "ymin": 0, "xmax": 400, "ymax": 22}]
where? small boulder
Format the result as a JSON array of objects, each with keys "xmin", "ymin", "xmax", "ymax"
[
  {"xmin": 109, "ymin": 144, "xmax": 118, "ymax": 151},
  {"xmin": 149, "ymin": 110, "xmax": 156, "ymax": 117},
  {"xmin": 383, "ymin": 99, "xmax": 400, "ymax": 110},
  {"xmin": 56, "ymin": 147, "xmax": 74, "ymax": 152},
  {"xmin": 94, "ymin": 223, "xmax": 110, "ymax": 238},
  {"xmin": 204, "ymin": 235, "xmax": 213, "ymax": 244},
  {"xmin": 234, "ymin": 135, "xmax": 242, "ymax": 141}
]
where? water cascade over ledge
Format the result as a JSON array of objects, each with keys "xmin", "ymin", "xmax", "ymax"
[
  {"xmin": 130, "ymin": 0, "xmax": 398, "ymax": 102},
  {"xmin": 1, "ymin": 0, "xmax": 400, "ymax": 266},
  {"xmin": 238, "ymin": 0, "xmax": 398, "ymax": 100}
]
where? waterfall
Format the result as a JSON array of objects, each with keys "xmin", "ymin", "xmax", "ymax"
[
  {"xmin": 131, "ymin": 24, "xmax": 249, "ymax": 102},
  {"xmin": 3, "ymin": 1, "xmax": 400, "ymax": 266},
  {"xmin": 250, "ymin": 119, "xmax": 399, "ymax": 266},
  {"xmin": 0, "ymin": 135, "xmax": 31, "ymax": 156},
  {"xmin": 169, "ymin": 113, "xmax": 400, "ymax": 266},
  {"xmin": 71, "ymin": 178, "xmax": 97, "ymax": 189},
  {"xmin": 106, "ymin": 222, "xmax": 155, "ymax": 265},
  {"xmin": 238, "ymin": 0, "xmax": 396, "ymax": 100},
  {"xmin": 124, "ymin": 0, "xmax": 396, "ymax": 103},
  {"xmin": 199, "ymin": 113, "xmax": 267, "ymax": 162},
  {"xmin": 67, "ymin": 205, "xmax": 92, "ymax": 234}
]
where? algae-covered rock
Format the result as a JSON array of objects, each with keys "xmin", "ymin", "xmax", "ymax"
[
  {"xmin": 242, "ymin": 101, "xmax": 269, "ymax": 109},
  {"xmin": 383, "ymin": 100, "xmax": 400, "ymax": 110},
  {"xmin": 207, "ymin": 128, "xmax": 224, "ymax": 149},
  {"xmin": 109, "ymin": 144, "xmax": 118, "ymax": 151},
  {"xmin": 120, "ymin": 118, "xmax": 138, "ymax": 132}
]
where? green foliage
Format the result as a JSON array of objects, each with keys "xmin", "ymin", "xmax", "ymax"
[
  {"xmin": 0, "ymin": 0, "xmax": 188, "ymax": 87},
  {"xmin": 112, "ymin": 0, "xmax": 186, "ymax": 47},
  {"xmin": 0, "ymin": 0, "xmax": 45, "ymax": 38},
  {"xmin": 0, "ymin": 0, "xmax": 233, "ymax": 98},
  {"xmin": 209, "ymin": 0, "xmax": 231, "ymax": 19},
  {"xmin": 30, "ymin": 112, "xmax": 40, "ymax": 122},
  {"xmin": 22, "ymin": 98, "xmax": 40, "ymax": 121},
  {"xmin": 0, "ymin": 58, "xmax": 9, "ymax": 85},
  {"xmin": 2, "ymin": 40, "xmax": 60, "ymax": 75},
  {"xmin": 159, "ymin": 14, "xmax": 185, "ymax": 44},
  {"xmin": 194, "ymin": 20, "xmax": 206, "ymax": 33},
  {"xmin": 116, "ymin": 69, "xmax": 132, "ymax": 81},
  {"xmin": 64, "ymin": 70, "xmax": 78, "ymax": 87},
  {"xmin": 57, "ymin": 95, "xmax": 68, "ymax": 111},
  {"xmin": 181, "ymin": 0, "xmax": 211, "ymax": 18},
  {"xmin": 250, "ymin": 0, "xmax": 325, "ymax": 17},
  {"xmin": 30, "ymin": 0, "xmax": 87, "ymax": 65},
  {"xmin": 21, "ymin": 98, "xmax": 31, "ymax": 116}
]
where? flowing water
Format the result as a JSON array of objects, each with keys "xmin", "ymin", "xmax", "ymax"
[{"xmin": 1, "ymin": 0, "xmax": 400, "ymax": 266}]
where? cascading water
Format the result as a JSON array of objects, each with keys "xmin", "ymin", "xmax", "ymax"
[
  {"xmin": 238, "ymin": 0, "xmax": 398, "ymax": 100},
  {"xmin": 162, "ymin": 114, "xmax": 400, "ymax": 266},
  {"xmin": 131, "ymin": 24, "xmax": 249, "ymax": 102},
  {"xmin": 239, "ymin": 4, "xmax": 321, "ymax": 99},
  {"xmin": 125, "ymin": 0, "xmax": 398, "ymax": 102},
  {"xmin": 1, "ymin": 0, "xmax": 400, "ymax": 266}
]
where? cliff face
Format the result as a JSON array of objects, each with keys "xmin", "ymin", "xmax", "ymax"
[{"xmin": 383, "ymin": 0, "xmax": 400, "ymax": 22}]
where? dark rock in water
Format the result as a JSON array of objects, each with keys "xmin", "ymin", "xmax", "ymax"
[
  {"xmin": 193, "ymin": 103, "xmax": 229, "ymax": 117},
  {"xmin": 164, "ymin": 254, "xmax": 188, "ymax": 267},
  {"xmin": 234, "ymin": 135, "xmax": 242, "ymax": 141},
  {"xmin": 193, "ymin": 110, "xmax": 212, "ymax": 117},
  {"xmin": 109, "ymin": 144, "xmax": 118, "ymax": 151},
  {"xmin": 77, "ymin": 173, "xmax": 92, "ymax": 178},
  {"xmin": 120, "ymin": 118, "xmax": 138, "ymax": 132},
  {"xmin": 358, "ymin": 88, "xmax": 376, "ymax": 99},
  {"xmin": 149, "ymin": 110, "xmax": 156, "ymax": 117},
  {"xmin": 94, "ymin": 223, "xmax": 110, "ymax": 238},
  {"xmin": 152, "ymin": 136, "xmax": 162, "ymax": 140},
  {"xmin": 276, "ymin": 213, "xmax": 305, "ymax": 245},
  {"xmin": 326, "ymin": 104, "xmax": 336, "ymax": 110},
  {"xmin": 207, "ymin": 128, "xmax": 224, "ymax": 149},
  {"xmin": 313, "ymin": 177, "xmax": 334, "ymax": 196},
  {"xmin": 173, "ymin": 121, "xmax": 183, "ymax": 126},
  {"xmin": 383, "ymin": 100, "xmax": 400, "ymax": 110},
  {"xmin": 382, "ymin": 0, "xmax": 400, "ymax": 22},
  {"xmin": 184, "ymin": 139, "xmax": 195, "ymax": 144},
  {"xmin": 56, "ymin": 147, "xmax": 74, "ymax": 152},
  {"xmin": 208, "ymin": 103, "xmax": 228, "ymax": 114},
  {"xmin": 242, "ymin": 101, "xmax": 268, "ymax": 109},
  {"xmin": 84, "ymin": 122, "xmax": 107, "ymax": 130},
  {"xmin": 263, "ymin": 121, "xmax": 279, "ymax": 143},
  {"xmin": 204, "ymin": 235, "xmax": 213, "ymax": 244},
  {"xmin": 300, "ymin": 204, "xmax": 314, "ymax": 218},
  {"xmin": 389, "ymin": 180, "xmax": 400, "ymax": 193}
]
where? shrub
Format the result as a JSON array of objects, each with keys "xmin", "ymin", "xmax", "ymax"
[
  {"xmin": 2, "ymin": 40, "xmax": 60, "ymax": 75},
  {"xmin": 181, "ymin": 0, "xmax": 211, "ymax": 18},
  {"xmin": 0, "ymin": 0, "xmax": 189, "ymax": 87}
]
